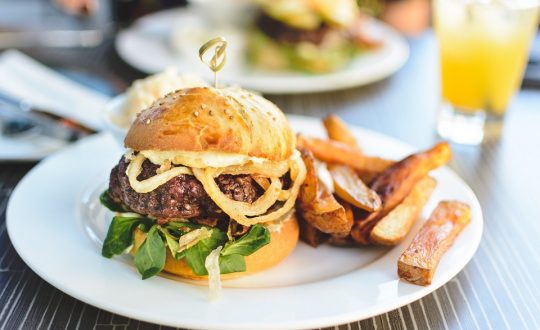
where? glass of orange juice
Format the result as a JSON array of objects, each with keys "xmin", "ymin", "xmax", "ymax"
[{"xmin": 434, "ymin": 0, "xmax": 540, "ymax": 144}]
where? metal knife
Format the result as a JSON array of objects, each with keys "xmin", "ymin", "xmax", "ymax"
[{"xmin": 0, "ymin": 91, "xmax": 94, "ymax": 141}]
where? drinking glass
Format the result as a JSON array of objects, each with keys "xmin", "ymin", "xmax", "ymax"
[{"xmin": 433, "ymin": 0, "xmax": 540, "ymax": 145}]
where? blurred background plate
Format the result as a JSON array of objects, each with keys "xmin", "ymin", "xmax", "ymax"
[{"xmin": 115, "ymin": 7, "xmax": 409, "ymax": 94}]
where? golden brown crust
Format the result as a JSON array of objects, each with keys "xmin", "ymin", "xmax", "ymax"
[
  {"xmin": 370, "ymin": 177, "xmax": 437, "ymax": 246},
  {"xmin": 397, "ymin": 201, "xmax": 471, "ymax": 286},
  {"xmin": 124, "ymin": 87, "xmax": 295, "ymax": 162},
  {"xmin": 132, "ymin": 214, "xmax": 299, "ymax": 280}
]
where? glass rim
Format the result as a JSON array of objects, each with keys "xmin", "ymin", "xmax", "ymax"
[{"xmin": 440, "ymin": 0, "xmax": 540, "ymax": 10}]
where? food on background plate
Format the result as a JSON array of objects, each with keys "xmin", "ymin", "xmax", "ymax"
[
  {"xmin": 398, "ymin": 201, "xmax": 471, "ymax": 285},
  {"xmin": 100, "ymin": 85, "xmax": 306, "ymax": 296},
  {"xmin": 248, "ymin": 0, "xmax": 381, "ymax": 73},
  {"xmin": 112, "ymin": 68, "xmax": 207, "ymax": 128},
  {"xmin": 370, "ymin": 176, "xmax": 437, "ymax": 245}
]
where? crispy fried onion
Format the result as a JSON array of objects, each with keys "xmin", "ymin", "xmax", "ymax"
[
  {"xmin": 126, "ymin": 154, "xmax": 193, "ymax": 193},
  {"xmin": 219, "ymin": 161, "xmax": 289, "ymax": 177},
  {"xmin": 126, "ymin": 152, "xmax": 290, "ymax": 194},
  {"xmin": 192, "ymin": 151, "xmax": 306, "ymax": 226},
  {"xmin": 125, "ymin": 151, "xmax": 306, "ymax": 226}
]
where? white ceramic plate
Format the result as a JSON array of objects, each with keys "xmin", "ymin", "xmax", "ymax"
[
  {"xmin": 7, "ymin": 116, "xmax": 482, "ymax": 329},
  {"xmin": 115, "ymin": 8, "xmax": 409, "ymax": 94}
]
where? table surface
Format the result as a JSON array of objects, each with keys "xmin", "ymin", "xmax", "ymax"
[{"xmin": 1, "ymin": 31, "xmax": 540, "ymax": 330}]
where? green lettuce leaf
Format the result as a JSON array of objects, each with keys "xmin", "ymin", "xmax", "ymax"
[
  {"xmin": 184, "ymin": 229, "xmax": 227, "ymax": 276},
  {"xmin": 221, "ymin": 225, "xmax": 270, "ymax": 256},
  {"xmin": 99, "ymin": 190, "xmax": 130, "ymax": 213},
  {"xmin": 134, "ymin": 225, "xmax": 166, "ymax": 280},
  {"xmin": 161, "ymin": 228, "xmax": 179, "ymax": 255},
  {"xmin": 101, "ymin": 216, "xmax": 152, "ymax": 258},
  {"xmin": 219, "ymin": 254, "xmax": 246, "ymax": 274}
]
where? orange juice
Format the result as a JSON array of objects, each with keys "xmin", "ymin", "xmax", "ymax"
[{"xmin": 434, "ymin": 0, "xmax": 540, "ymax": 116}]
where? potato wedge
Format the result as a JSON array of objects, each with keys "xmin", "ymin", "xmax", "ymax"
[
  {"xmin": 398, "ymin": 201, "xmax": 471, "ymax": 286},
  {"xmin": 300, "ymin": 189, "xmax": 352, "ymax": 235},
  {"xmin": 323, "ymin": 115, "xmax": 360, "ymax": 149},
  {"xmin": 297, "ymin": 135, "xmax": 395, "ymax": 173},
  {"xmin": 342, "ymin": 199, "xmax": 354, "ymax": 224},
  {"xmin": 328, "ymin": 234, "xmax": 357, "ymax": 246},
  {"xmin": 297, "ymin": 148, "xmax": 319, "ymax": 204},
  {"xmin": 298, "ymin": 215, "xmax": 329, "ymax": 247},
  {"xmin": 329, "ymin": 164, "xmax": 382, "ymax": 212},
  {"xmin": 351, "ymin": 142, "xmax": 452, "ymax": 245},
  {"xmin": 355, "ymin": 170, "xmax": 382, "ymax": 185},
  {"xmin": 370, "ymin": 177, "xmax": 437, "ymax": 245},
  {"xmin": 297, "ymin": 149, "xmax": 352, "ymax": 235}
]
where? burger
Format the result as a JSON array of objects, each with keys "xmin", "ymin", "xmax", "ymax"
[
  {"xmin": 247, "ymin": 0, "xmax": 380, "ymax": 73},
  {"xmin": 100, "ymin": 86, "xmax": 306, "ymax": 288}
]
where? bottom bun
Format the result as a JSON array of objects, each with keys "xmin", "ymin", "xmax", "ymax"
[{"xmin": 131, "ymin": 214, "xmax": 299, "ymax": 280}]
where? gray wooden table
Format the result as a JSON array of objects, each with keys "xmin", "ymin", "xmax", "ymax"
[{"xmin": 1, "ymin": 32, "xmax": 540, "ymax": 329}]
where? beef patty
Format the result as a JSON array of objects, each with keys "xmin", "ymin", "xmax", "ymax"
[
  {"xmin": 108, "ymin": 156, "xmax": 263, "ymax": 221},
  {"xmin": 255, "ymin": 12, "xmax": 331, "ymax": 45}
]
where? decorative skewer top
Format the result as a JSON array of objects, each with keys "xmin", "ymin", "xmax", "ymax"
[{"xmin": 199, "ymin": 37, "xmax": 228, "ymax": 88}]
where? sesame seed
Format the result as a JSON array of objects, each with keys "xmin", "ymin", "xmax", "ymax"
[
  {"xmin": 146, "ymin": 119, "xmax": 151, "ymax": 124},
  {"xmin": 224, "ymin": 109, "xmax": 230, "ymax": 115},
  {"xmin": 193, "ymin": 111, "xmax": 199, "ymax": 117},
  {"xmin": 209, "ymin": 110, "xmax": 214, "ymax": 116},
  {"xmin": 229, "ymin": 115, "xmax": 233, "ymax": 120},
  {"xmin": 201, "ymin": 104, "xmax": 207, "ymax": 109}
]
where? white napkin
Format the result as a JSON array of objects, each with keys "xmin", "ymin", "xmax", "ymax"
[{"xmin": 0, "ymin": 50, "xmax": 110, "ymax": 130}]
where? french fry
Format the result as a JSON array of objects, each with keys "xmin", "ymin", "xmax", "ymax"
[
  {"xmin": 370, "ymin": 177, "xmax": 437, "ymax": 245},
  {"xmin": 356, "ymin": 170, "xmax": 383, "ymax": 185},
  {"xmin": 318, "ymin": 201, "xmax": 354, "ymax": 246},
  {"xmin": 398, "ymin": 201, "xmax": 471, "ymax": 286},
  {"xmin": 298, "ymin": 215, "xmax": 329, "ymax": 247},
  {"xmin": 300, "ymin": 189, "xmax": 352, "ymax": 235},
  {"xmin": 342, "ymin": 199, "xmax": 354, "ymax": 224},
  {"xmin": 328, "ymin": 234, "xmax": 357, "ymax": 246},
  {"xmin": 297, "ymin": 148, "xmax": 319, "ymax": 204},
  {"xmin": 323, "ymin": 115, "xmax": 360, "ymax": 149},
  {"xmin": 329, "ymin": 164, "xmax": 382, "ymax": 212},
  {"xmin": 297, "ymin": 135, "xmax": 395, "ymax": 173},
  {"xmin": 297, "ymin": 149, "xmax": 353, "ymax": 235},
  {"xmin": 351, "ymin": 142, "xmax": 452, "ymax": 245}
]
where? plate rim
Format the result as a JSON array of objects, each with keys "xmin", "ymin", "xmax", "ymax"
[{"xmin": 7, "ymin": 116, "xmax": 483, "ymax": 330}]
